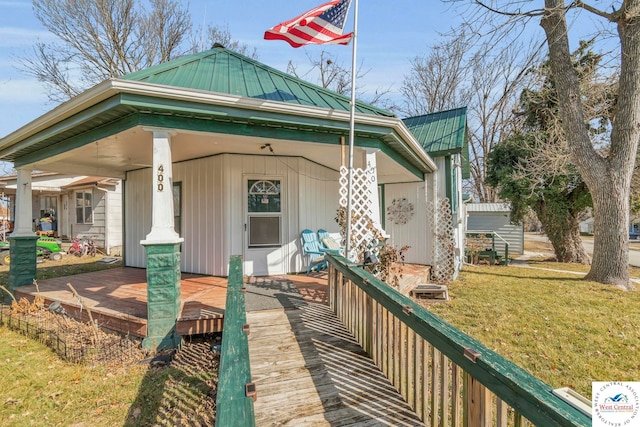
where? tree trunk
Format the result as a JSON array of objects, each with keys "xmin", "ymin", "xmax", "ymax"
[
  {"xmin": 541, "ymin": 0, "xmax": 640, "ymax": 290},
  {"xmin": 586, "ymin": 182, "xmax": 633, "ymax": 289},
  {"xmin": 536, "ymin": 207, "xmax": 590, "ymax": 264}
]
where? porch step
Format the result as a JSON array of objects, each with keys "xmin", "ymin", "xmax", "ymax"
[{"xmin": 410, "ymin": 284, "xmax": 449, "ymax": 301}]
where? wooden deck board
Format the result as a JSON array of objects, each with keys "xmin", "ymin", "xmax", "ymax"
[
  {"xmin": 14, "ymin": 267, "xmax": 227, "ymax": 337},
  {"xmin": 248, "ymin": 304, "xmax": 424, "ymax": 426}
]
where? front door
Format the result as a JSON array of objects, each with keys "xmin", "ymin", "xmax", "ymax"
[{"xmin": 243, "ymin": 177, "xmax": 285, "ymax": 276}]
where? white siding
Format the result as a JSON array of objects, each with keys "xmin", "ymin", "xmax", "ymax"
[
  {"xmin": 125, "ymin": 154, "xmax": 339, "ymax": 276},
  {"xmin": 106, "ymin": 181, "xmax": 123, "ymax": 254},
  {"xmin": 383, "ymin": 182, "xmax": 431, "ymax": 265},
  {"xmin": 125, "ymin": 168, "xmax": 152, "ymax": 268}
]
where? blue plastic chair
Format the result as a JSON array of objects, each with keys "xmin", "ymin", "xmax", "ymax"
[
  {"xmin": 317, "ymin": 229, "xmax": 343, "ymax": 254},
  {"xmin": 301, "ymin": 229, "xmax": 327, "ymax": 275}
]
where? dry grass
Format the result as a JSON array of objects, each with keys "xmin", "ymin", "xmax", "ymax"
[
  {"xmin": 427, "ymin": 264, "xmax": 640, "ymax": 399},
  {"xmin": 0, "ymin": 325, "xmax": 148, "ymax": 426},
  {"xmin": 0, "ymin": 253, "xmax": 123, "ymax": 281},
  {"xmin": 0, "ymin": 325, "xmax": 218, "ymax": 427},
  {"xmin": 0, "ymin": 254, "xmax": 219, "ymax": 426}
]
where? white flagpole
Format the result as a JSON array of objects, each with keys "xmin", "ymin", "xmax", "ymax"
[{"xmin": 345, "ymin": 0, "xmax": 358, "ymax": 261}]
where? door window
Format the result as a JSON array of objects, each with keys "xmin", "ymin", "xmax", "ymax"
[{"xmin": 247, "ymin": 179, "xmax": 281, "ymax": 247}]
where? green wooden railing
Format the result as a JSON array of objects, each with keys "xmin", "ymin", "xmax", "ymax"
[
  {"xmin": 215, "ymin": 256, "xmax": 256, "ymax": 427},
  {"xmin": 326, "ymin": 253, "xmax": 590, "ymax": 427}
]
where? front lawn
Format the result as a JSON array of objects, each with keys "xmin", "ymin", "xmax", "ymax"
[
  {"xmin": 0, "ymin": 256, "xmax": 218, "ymax": 427},
  {"xmin": 426, "ymin": 264, "xmax": 640, "ymax": 398}
]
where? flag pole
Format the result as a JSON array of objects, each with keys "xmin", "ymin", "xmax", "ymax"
[{"xmin": 345, "ymin": 0, "xmax": 358, "ymax": 261}]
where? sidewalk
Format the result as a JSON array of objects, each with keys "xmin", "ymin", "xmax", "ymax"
[{"xmin": 512, "ymin": 251, "xmax": 640, "ymax": 286}]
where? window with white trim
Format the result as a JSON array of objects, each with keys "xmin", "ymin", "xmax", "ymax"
[{"xmin": 75, "ymin": 190, "xmax": 93, "ymax": 224}]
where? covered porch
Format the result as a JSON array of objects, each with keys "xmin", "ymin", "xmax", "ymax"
[
  {"xmin": 13, "ymin": 267, "xmax": 329, "ymax": 338},
  {"xmin": 0, "ymin": 47, "xmax": 437, "ymax": 349}
]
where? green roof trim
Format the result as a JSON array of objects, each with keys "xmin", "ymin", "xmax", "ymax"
[{"xmin": 123, "ymin": 47, "xmax": 394, "ymax": 118}]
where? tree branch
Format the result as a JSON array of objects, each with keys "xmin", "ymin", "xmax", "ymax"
[
  {"xmin": 574, "ymin": 1, "xmax": 615, "ymax": 21},
  {"xmin": 474, "ymin": 0, "xmax": 545, "ymax": 17}
]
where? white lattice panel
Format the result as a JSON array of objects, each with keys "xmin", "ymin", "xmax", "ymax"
[
  {"xmin": 428, "ymin": 198, "xmax": 455, "ymax": 285},
  {"xmin": 339, "ymin": 166, "xmax": 382, "ymax": 257}
]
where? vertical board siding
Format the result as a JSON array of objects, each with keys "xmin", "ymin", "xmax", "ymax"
[
  {"xmin": 125, "ymin": 154, "xmax": 338, "ymax": 276},
  {"xmin": 107, "ymin": 182, "xmax": 123, "ymax": 250},
  {"xmin": 174, "ymin": 156, "xmax": 222, "ymax": 275},
  {"xmin": 383, "ymin": 182, "xmax": 430, "ymax": 265},
  {"xmin": 124, "ymin": 168, "xmax": 152, "ymax": 268}
]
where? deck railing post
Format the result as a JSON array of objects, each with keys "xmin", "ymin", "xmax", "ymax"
[
  {"xmin": 215, "ymin": 256, "xmax": 255, "ymax": 427},
  {"xmin": 465, "ymin": 372, "xmax": 492, "ymax": 427}
]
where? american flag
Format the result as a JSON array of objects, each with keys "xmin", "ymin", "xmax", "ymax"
[{"xmin": 264, "ymin": 0, "xmax": 353, "ymax": 48}]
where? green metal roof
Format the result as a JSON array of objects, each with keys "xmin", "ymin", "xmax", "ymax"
[
  {"xmin": 403, "ymin": 107, "xmax": 470, "ymax": 179},
  {"xmin": 402, "ymin": 107, "xmax": 467, "ymax": 156},
  {"xmin": 123, "ymin": 46, "xmax": 394, "ymax": 117},
  {"xmin": 0, "ymin": 47, "xmax": 435, "ymax": 178}
]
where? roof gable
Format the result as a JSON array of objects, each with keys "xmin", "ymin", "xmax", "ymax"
[
  {"xmin": 123, "ymin": 46, "xmax": 393, "ymax": 117},
  {"xmin": 402, "ymin": 107, "xmax": 467, "ymax": 156}
]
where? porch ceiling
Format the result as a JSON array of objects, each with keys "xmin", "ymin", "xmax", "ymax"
[{"xmin": 26, "ymin": 126, "xmax": 419, "ymax": 184}]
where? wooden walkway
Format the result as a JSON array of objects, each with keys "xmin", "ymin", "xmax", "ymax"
[{"xmin": 248, "ymin": 302, "xmax": 424, "ymax": 426}]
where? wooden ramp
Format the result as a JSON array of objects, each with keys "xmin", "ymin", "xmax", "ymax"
[{"xmin": 248, "ymin": 302, "xmax": 424, "ymax": 426}]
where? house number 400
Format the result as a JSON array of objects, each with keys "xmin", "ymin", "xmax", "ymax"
[{"xmin": 157, "ymin": 164, "xmax": 164, "ymax": 192}]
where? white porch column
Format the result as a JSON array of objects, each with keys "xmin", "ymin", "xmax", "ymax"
[
  {"xmin": 141, "ymin": 130, "xmax": 183, "ymax": 245},
  {"xmin": 12, "ymin": 167, "xmax": 35, "ymax": 237},
  {"xmin": 7, "ymin": 167, "xmax": 38, "ymax": 300},
  {"xmin": 363, "ymin": 148, "xmax": 384, "ymax": 234}
]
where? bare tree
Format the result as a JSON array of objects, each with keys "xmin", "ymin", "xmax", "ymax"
[
  {"xmin": 400, "ymin": 33, "xmax": 472, "ymax": 115},
  {"xmin": 203, "ymin": 24, "xmax": 259, "ymax": 59},
  {"xmin": 287, "ymin": 49, "xmax": 393, "ymax": 108},
  {"xmin": 400, "ymin": 32, "xmax": 541, "ymax": 202},
  {"xmin": 470, "ymin": 0, "xmax": 637, "ymax": 289},
  {"xmin": 22, "ymin": 0, "xmax": 192, "ymax": 102}
]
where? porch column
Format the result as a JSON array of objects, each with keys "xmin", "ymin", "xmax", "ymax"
[
  {"xmin": 140, "ymin": 129, "xmax": 184, "ymax": 350},
  {"xmin": 7, "ymin": 167, "xmax": 38, "ymax": 302},
  {"xmin": 363, "ymin": 148, "xmax": 384, "ymax": 234}
]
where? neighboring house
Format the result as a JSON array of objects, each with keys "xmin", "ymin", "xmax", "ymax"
[
  {"xmin": 465, "ymin": 203, "xmax": 524, "ymax": 255},
  {"xmin": 629, "ymin": 220, "xmax": 640, "ymax": 239},
  {"xmin": 580, "ymin": 217, "xmax": 595, "ymax": 234},
  {"xmin": 0, "ymin": 172, "xmax": 123, "ymax": 255}
]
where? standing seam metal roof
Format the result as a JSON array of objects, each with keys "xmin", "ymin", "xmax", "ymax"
[
  {"xmin": 402, "ymin": 107, "xmax": 467, "ymax": 155},
  {"xmin": 122, "ymin": 46, "xmax": 394, "ymax": 117}
]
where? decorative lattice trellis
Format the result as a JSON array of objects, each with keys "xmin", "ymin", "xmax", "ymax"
[
  {"xmin": 429, "ymin": 197, "xmax": 456, "ymax": 285},
  {"xmin": 339, "ymin": 166, "xmax": 383, "ymax": 259}
]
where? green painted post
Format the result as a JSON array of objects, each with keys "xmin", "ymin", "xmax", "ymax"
[
  {"xmin": 6, "ymin": 235, "xmax": 38, "ymax": 303},
  {"xmin": 216, "ymin": 255, "xmax": 256, "ymax": 427},
  {"xmin": 142, "ymin": 242, "xmax": 182, "ymax": 350}
]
